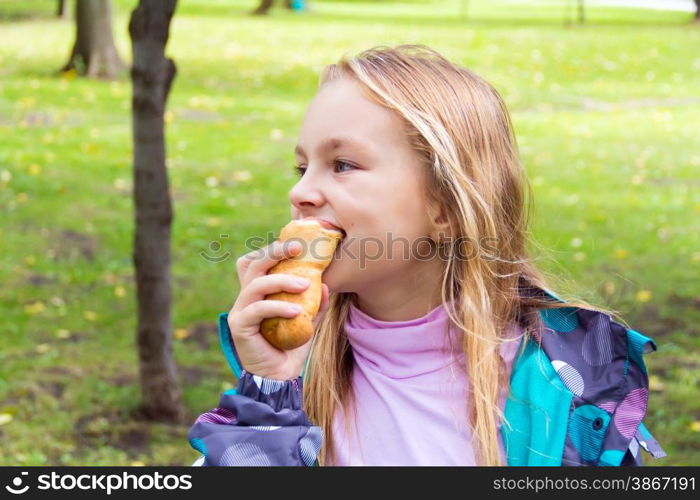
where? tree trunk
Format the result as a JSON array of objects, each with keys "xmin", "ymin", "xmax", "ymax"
[
  {"xmin": 129, "ymin": 0, "xmax": 184, "ymax": 424},
  {"xmin": 695, "ymin": 0, "xmax": 700, "ymax": 21},
  {"xmin": 577, "ymin": 0, "xmax": 585, "ymax": 24},
  {"xmin": 57, "ymin": 0, "xmax": 68, "ymax": 18},
  {"xmin": 62, "ymin": 0, "xmax": 124, "ymax": 79},
  {"xmin": 251, "ymin": 0, "xmax": 274, "ymax": 15}
]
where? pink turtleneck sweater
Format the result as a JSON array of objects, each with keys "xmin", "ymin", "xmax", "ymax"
[{"xmin": 329, "ymin": 300, "xmax": 523, "ymax": 466}]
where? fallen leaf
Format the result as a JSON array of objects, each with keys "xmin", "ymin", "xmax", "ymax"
[
  {"xmin": 55, "ymin": 329, "xmax": 71, "ymax": 339},
  {"xmin": 174, "ymin": 328, "xmax": 189, "ymax": 340},
  {"xmin": 614, "ymin": 249, "xmax": 628, "ymax": 259},
  {"xmin": 648, "ymin": 375, "xmax": 665, "ymax": 392},
  {"xmin": 24, "ymin": 301, "xmax": 45, "ymax": 314}
]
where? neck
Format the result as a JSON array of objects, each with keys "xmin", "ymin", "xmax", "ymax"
[{"xmin": 354, "ymin": 256, "xmax": 446, "ymax": 322}]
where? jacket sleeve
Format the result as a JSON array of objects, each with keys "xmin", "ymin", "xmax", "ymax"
[
  {"xmin": 619, "ymin": 420, "xmax": 666, "ymax": 466},
  {"xmin": 187, "ymin": 313, "xmax": 321, "ymax": 466}
]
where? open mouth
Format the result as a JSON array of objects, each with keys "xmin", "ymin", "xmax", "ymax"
[{"xmin": 302, "ymin": 216, "xmax": 346, "ymax": 237}]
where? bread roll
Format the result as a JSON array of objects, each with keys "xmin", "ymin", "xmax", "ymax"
[{"xmin": 260, "ymin": 219, "xmax": 343, "ymax": 350}]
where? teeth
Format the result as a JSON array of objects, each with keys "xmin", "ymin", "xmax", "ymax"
[
  {"xmin": 294, "ymin": 220, "xmax": 323, "ymax": 226},
  {"xmin": 297, "ymin": 217, "xmax": 344, "ymax": 234}
]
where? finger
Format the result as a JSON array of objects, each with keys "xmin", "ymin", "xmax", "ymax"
[
  {"xmin": 236, "ymin": 273, "xmax": 310, "ymax": 310},
  {"xmin": 233, "ymin": 299, "xmax": 304, "ymax": 339},
  {"xmin": 238, "ymin": 240, "xmax": 303, "ymax": 287}
]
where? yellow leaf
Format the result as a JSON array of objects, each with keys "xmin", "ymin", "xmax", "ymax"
[
  {"xmin": 24, "ymin": 301, "xmax": 45, "ymax": 314},
  {"xmin": 61, "ymin": 68, "xmax": 77, "ymax": 80},
  {"xmin": 614, "ymin": 249, "xmax": 628, "ymax": 259},
  {"xmin": 0, "ymin": 413, "xmax": 13, "ymax": 425},
  {"xmin": 648, "ymin": 375, "xmax": 665, "ymax": 392},
  {"xmin": 114, "ymin": 286, "xmax": 126, "ymax": 298},
  {"xmin": 232, "ymin": 170, "xmax": 251, "ymax": 182},
  {"xmin": 17, "ymin": 96, "xmax": 36, "ymax": 109},
  {"xmin": 636, "ymin": 290, "xmax": 652, "ymax": 303},
  {"xmin": 55, "ymin": 329, "xmax": 71, "ymax": 339},
  {"xmin": 689, "ymin": 421, "xmax": 700, "ymax": 432},
  {"xmin": 28, "ymin": 164, "xmax": 41, "ymax": 176},
  {"xmin": 603, "ymin": 281, "xmax": 616, "ymax": 296},
  {"xmin": 131, "ymin": 461, "xmax": 145, "ymax": 466},
  {"xmin": 84, "ymin": 310, "xmax": 97, "ymax": 321},
  {"xmin": 174, "ymin": 328, "xmax": 189, "ymax": 340},
  {"xmin": 36, "ymin": 343, "xmax": 51, "ymax": 354}
]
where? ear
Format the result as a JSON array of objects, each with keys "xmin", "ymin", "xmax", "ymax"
[{"xmin": 427, "ymin": 205, "xmax": 452, "ymax": 244}]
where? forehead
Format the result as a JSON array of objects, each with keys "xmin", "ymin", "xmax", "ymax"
[{"xmin": 296, "ymin": 78, "xmax": 408, "ymax": 153}]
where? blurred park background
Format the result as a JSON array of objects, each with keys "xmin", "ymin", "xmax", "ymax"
[{"xmin": 0, "ymin": 0, "xmax": 698, "ymax": 466}]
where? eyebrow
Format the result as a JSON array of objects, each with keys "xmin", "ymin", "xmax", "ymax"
[{"xmin": 294, "ymin": 136, "xmax": 373, "ymax": 157}]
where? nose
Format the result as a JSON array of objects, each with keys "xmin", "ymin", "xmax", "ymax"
[{"xmin": 288, "ymin": 167, "xmax": 326, "ymax": 211}]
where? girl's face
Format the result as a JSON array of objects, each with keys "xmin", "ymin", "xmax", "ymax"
[{"xmin": 289, "ymin": 77, "xmax": 439, "ymax": 295}]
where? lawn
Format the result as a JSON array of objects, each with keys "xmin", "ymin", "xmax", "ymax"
[{"xmin": 0, "ymin": 0, "xmax": 698, "ymax": 466}]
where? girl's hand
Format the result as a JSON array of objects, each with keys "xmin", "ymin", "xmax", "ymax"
[{"xmin": 226, "ymin": 240, "xmax": 330, "ymax": 380}]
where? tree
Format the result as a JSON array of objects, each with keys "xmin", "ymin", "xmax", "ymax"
[
  {"xmin": 564, "ymin": 0, "xmax": 586, "ymax": 25},
  {"xmin": 251, "ymin": 0, "xmax": 274, "ymax": 15},
  {"xmin": 61, "ymin": 0, "xmax": 124, "ymax": 79},
  {"xmin": 57, "ymin": 0, "xmax": 69, "ymax": 19},
  {"xmin": 694, "ymin": 0, "xmax": 699, "ymax": 22},
  {"xmin": 251, "ymin": 0, "xmax": 307, "ymax": 15},
  {"xmin": 129, "ymin": 0, "xmax": 184, "ymax": 424}
]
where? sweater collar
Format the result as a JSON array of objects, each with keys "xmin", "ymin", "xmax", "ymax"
[{"xmin": 345, "ymin": 300, "xmax": 522, "ymax": 379}]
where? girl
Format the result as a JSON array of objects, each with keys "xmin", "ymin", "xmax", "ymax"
[{"xmin": 188, "ymin": 44, "xmax": 666, "ymax": 466}]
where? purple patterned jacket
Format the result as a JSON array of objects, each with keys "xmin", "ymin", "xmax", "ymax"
[{"xmin": 188, "ymin": 287, "xmax": 667, "ymax": 466}]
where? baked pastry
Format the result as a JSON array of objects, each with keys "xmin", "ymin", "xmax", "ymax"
[{"xmin": 260, "ymin": 218, "xmax": 344, "ymax": 350}]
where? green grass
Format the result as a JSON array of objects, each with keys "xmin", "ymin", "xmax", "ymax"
[{"xmin": 0, "ymin": 0, "xmax": 698, "ymax": 466}]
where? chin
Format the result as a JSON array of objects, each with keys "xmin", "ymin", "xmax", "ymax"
[{"xmin": 321, "ymin": 259, "xmax": 352, "ymax": 294}]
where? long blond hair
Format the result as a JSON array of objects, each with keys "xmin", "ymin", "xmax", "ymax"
[{"xmin": 303, "ymin": 44, "xmax": 623, "ymax": 466}]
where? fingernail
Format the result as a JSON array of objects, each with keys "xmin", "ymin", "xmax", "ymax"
[
  {"xmin": 294, "ymin": 278, "xmax": 309, "ymax": 287},
  {"xmin": 288, "ymin": 304, "xmax": 303, "ymax": 313}
]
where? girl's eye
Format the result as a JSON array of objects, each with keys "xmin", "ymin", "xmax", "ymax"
[
  {"xmin": 293, "ymin": 160, "xmax": 356, "ymax": 177},
  {"xmin": 334, "ymin": 160, "xmax": 356, "ymax": 173}
]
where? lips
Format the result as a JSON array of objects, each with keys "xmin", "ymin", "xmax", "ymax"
[{"xmin": 302, "ymin": 216, "xmax": 345, "ymax": 235}]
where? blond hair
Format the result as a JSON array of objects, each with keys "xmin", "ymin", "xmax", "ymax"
[{"xmin": 303, "ymin": 44, "xmax": 622, "ymax": 466}]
